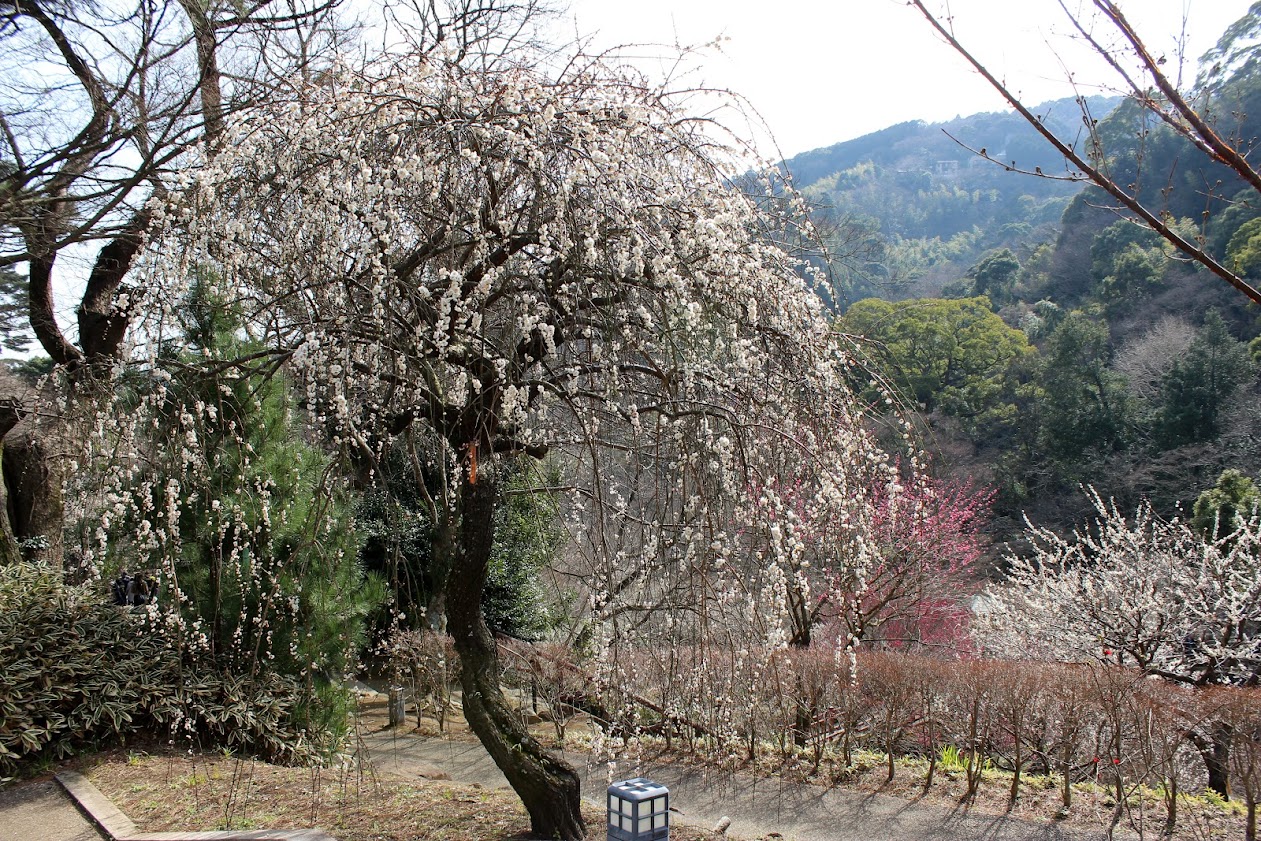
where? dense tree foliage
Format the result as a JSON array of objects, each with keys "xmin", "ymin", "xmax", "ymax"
[
  {"xmin": 838, "ymin": 296, "xmax": 1031, "ymax": 420},
  {"xmin": 1192, "ymin": 468, "xmax": 1261, "ymax": 540},
  {"xmin": 1154, "ymin": 310, "xmax": 1255, "ymax": 448},
  {"xmin": 965, "ymin": 248, "xmax": 1020, "ymax": 305},
  {"xmin": 809, "ymin": 4, "xmax": 1261, "ymax": 542},
  {"xmin": 1034, "ymin": 313, "xmax": 1133, "ymax": 463}
]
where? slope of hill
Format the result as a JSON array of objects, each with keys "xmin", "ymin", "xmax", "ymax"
[
  {"xmin": 795, "ymin": 82, "xmax": 1261, "ymax": 548},
  {"xmin": 784, "ymin": 95, "xmax": 1118, "ymax": 189},
  {"xmin": 780, "ymin": 97, "xmax": 1120, "ymax": 304}
]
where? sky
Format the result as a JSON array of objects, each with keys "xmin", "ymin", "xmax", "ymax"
[{"xmin": 558, "ymin": 0, "xmax": 1255, "ymax": 159}]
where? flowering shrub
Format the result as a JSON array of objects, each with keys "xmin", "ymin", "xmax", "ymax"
[
  {"xmin": 977, "ymin": 491, "xmax": 1261, "ymax": 796},
  {"xmin": 382, "ymin": 627, "xmax": 460, "ymax": 731},
  {"xmin": 978, "ymin": 491, "xmax": 1261, "ymax": 686}
]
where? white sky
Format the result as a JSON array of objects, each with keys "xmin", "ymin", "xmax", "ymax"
[{"xmin": 559, "ymin": 0, "xmax": 1255, "ymax": 159}]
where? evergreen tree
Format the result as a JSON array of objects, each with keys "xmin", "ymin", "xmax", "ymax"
[
  {"xmin": 1155, "ymin": 310, "xmax": 1254, "ymax": 448},
  {"xmin": 100, "ymin": 280, "xmax": 386, "ymax": 742},
  {"xmin": 967, "ymin": 248, "xmax": 1020, "ymax": 305},
  {"xmin": 0, "ymin": 268, "xmax": 30, "ymax": 355},
  {"xmin": 1035, "ymin": 312, "xmax": 1132, "ymax": 462},
  {"xmin": 483, "ymin": 460, "xmax": 567, "ymax": 641},
  {"xmin": 1193, "ymin": 469, "xmax": 1261, "ymax": 540}
]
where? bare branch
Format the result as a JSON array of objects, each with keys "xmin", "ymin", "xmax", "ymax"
[{"xmin": 907, "ymin": 0, "xmax": 1261, "ymax": 306}]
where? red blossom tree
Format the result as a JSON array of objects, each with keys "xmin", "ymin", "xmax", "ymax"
[{"xmin": 750, "ymin": 471, "xmax": 991, "ymax": 653}]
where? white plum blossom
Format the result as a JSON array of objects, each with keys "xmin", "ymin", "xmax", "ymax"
[
  {"xmin": 979, "ymin": 491, "xmax": 1261, "ymax": 687},
  {"xmin": 132, "ymin": 50, "xmax": 919, "ymax": 840}
]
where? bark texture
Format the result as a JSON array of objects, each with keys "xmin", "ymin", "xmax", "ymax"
[
  {"xmin": 1193, "ymin": 722, "xmax": 1233, "ymax": 799},
  {"xmin": 3, "ymin": 427, "xmax": 65, "ymax": 567},
  {"xmin": 444, "ymin": 473, "xmax": 585, "ymax": 840}
]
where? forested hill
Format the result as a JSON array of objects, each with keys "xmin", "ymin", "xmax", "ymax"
[
  {"xmin": 778, "ymin": 97, "xmax": 1118, "ymax": 306},
  {"xmin": 791, "ymin": 74, "xmax": 1261, "ymax": 551},
  {"xmin": 783, "ymin": 95, "xmax": 1118, "ymax": 189}
]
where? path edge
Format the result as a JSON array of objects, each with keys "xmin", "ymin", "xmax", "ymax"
[{"xmin": 54, "ymin": 770, "xmax": 337, "ymax": 841}]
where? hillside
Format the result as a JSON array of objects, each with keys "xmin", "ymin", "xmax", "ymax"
[
  {"xmin": 781, "ymin": 97, "xmax": 1118, "ymax": 305},
  {"xmin": 800, "ymin": 82, "xmax": 1261, "ymax": 549},
  {"xmin": 784, "ymin": 95, "xmax": 1118, "ymax": 189}
]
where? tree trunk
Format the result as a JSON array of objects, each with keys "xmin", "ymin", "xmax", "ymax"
[
  {"xmin": 0, "ymin": 442, "xmax": 23, "ymax": 567},
  {"xmin": 1192, "ymin": 721, "xmax": 1233, "ymax": 799},
  {"xmin": 445, "ymin": 472, "xmax": 585, "ymax": 840},
  {"xmin": 788, "ymin": 626, "xmax": 811, "ymax": 748},
  {"xmin": 3, "ymin": 427, "xmax": 64, "ymax": 568}
]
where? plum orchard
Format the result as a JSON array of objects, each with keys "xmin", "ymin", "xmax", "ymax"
[
  {"xmin": 137, "ymin": 56, "xmax": 917, "ymax": 838},
  {"xmin": 979, "ymin": 492, "xmax": 1261, "ymax": 795}
]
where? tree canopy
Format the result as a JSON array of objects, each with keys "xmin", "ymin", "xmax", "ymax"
[
  {"xmin": 837, "ymin": 295, "xmax": 1032, "ymax": 418},
  {"xmin": 138, "ymin": 53, "xmax": 910, "ymax": 839}
]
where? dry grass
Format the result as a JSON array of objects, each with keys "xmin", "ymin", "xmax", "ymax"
[
  {"xmin": 73, "ymin": 690, "xmax": 1248, "ymax": 841},
  {"xmin": 83, "ymin": 748, "xmax": 732, "ymax": 841},
  {"xmin": 673, "ymin": 745, "xmax": 1247, "ymax": 841}
]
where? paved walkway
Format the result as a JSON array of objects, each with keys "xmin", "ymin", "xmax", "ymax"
[
  {"xmin": 0, "ymin": 771, "xmax": 333, "ymax": 841},
  {"xmin": 360, "ymin": 731, "xmax": 1113, "ymax": 841},
  {"xmin": 0, "ymin": 777, "xmax": 104, "ymax": 841},
  {"xmin": 0, "ymin": 731, "xmax": 1118, "ymax": 841}
]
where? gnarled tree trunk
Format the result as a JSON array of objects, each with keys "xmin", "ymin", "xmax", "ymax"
[
  {"xmin": 444, "ymin": 472, "xmax": 585, "ymax": 840},
  {"xmin": 3, "ymin": 427, "xmax": 64, "ymax": 567},
  {"xmin": 0, "ymin": 399, "xmax": 24, "ymax": 567},
  {"xmin": 0, "ymin": 380, "xmax": 62, "ymax": 570}
]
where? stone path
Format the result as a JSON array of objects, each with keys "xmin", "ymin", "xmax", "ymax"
[{"xmin": 0, "ymin": 778, "xmax": 104, "ymax": 841}]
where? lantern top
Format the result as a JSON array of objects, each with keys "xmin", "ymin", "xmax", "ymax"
[{"xmin": 608, "ymin": 778, "xmax": 668, "ymax": 802}]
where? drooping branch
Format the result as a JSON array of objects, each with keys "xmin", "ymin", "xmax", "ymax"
[{"xmin": 1089, "ymin": 0, "xmax": 1261, "ymax": 195}]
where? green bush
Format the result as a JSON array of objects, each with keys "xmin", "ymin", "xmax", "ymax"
[
  {"xmin": 0, "ymin": 562, "xmax": 173, "ymax": 778},
  {"xmin": 0, "ymin": 562, "xmax": 332, "ymax": 779}
]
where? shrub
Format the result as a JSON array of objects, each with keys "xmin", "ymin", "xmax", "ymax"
[{"xmin": 0, "ymin": 562, "xmax": 333, "ymax": 779}]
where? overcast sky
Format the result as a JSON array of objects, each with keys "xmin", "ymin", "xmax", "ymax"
[{"xmin": 558, "ymin": 0, "xmax": 1254, "ymax": 159}]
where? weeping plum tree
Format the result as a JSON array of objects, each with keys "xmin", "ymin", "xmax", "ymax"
[{"xmin": 140, "ymin": 53, "xmax": 910, "ymax": 839}]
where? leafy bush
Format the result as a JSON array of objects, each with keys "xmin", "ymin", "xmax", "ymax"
[
  {"xmin": 0, "ymin": 562, "xmax": 172, "ymax": 777},
  {"xmin": 0, "ymin": 562, "xmax": 334, "ymax": 779}
]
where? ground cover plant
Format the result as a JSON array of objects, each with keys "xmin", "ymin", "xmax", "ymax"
[{"xmin": 0, "ymin": 561, "xmax": 328, "ymax": 781}]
